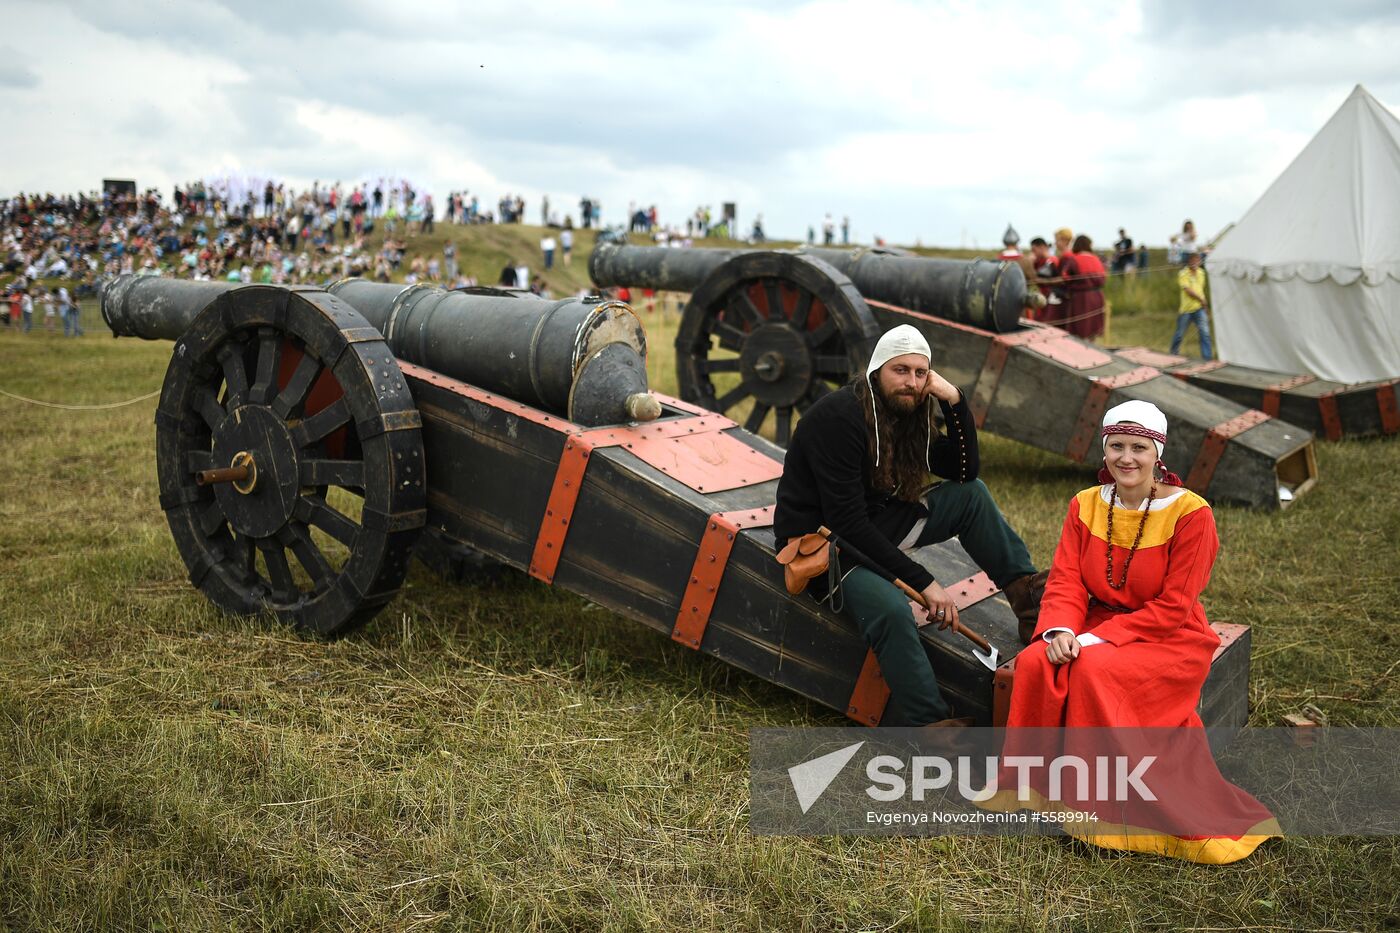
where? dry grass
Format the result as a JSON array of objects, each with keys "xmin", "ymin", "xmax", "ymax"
[{"xmin": 0, "ymin": 227, "xmax": 1397, "ymax": 931}]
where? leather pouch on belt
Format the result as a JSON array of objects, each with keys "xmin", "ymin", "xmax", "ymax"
[{"xmin": 775, "ymin": 533, "xmax": 830, "ymax": 596}]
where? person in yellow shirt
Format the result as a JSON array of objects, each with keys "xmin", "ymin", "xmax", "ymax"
[{"xmin": 1171, "ymin": 251, "xmax": 1214, "ymax": 359}]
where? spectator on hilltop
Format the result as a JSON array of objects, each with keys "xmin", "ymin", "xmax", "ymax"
[
  {"xmin": 559, "ymin": 225, "xmax": 573, "ymax": 267},
  {"xmin": 1178, "ymin": 219, "xmax": 1198, "ymax": 260},
  {"xmin": 1112, "ymin": 228, "xmax": 1135, "ymax": 274},
  {"xmin": 60, "ymin": 284, "xmax": 80, "ymax": 336},
  {"xmin": 443, "ymin": 241, "xmax": 457, "ymax": 281},
  {"xmin": 540, "ymin": 232, "xmax": 556, "ymax": 270},
  {"xmin": 41, "ymin": 287, "xmax": 56, "ymax": 331},
  {"xmin": 498, "ymin": 260, "xmax": 519, "ymax": 288}
]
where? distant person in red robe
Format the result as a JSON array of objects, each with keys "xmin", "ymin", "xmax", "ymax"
[
  {"xmin": 981, "ymin": 400, "xmax": 1278, "ymax": 863},
  {"xmin": 1061, "ymin": 233, "xmax": 1106, "ymax": 340}
]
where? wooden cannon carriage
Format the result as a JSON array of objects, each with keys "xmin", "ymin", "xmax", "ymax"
[
  {"xmin": 1113, "ymin": 345, "xmax": 1400, "ymax": 441},
  {"xmin": 589, "ymin": 243, "xmax": 1319, "ymax": 511},
  {"xmin": 100, "ymin": 276, "xmax": 1251, "ymax": 728}
]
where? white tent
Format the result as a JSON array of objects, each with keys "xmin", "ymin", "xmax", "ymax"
[{"xmin": 1209, "ymin": 84, "xmax": 1400, "ymax": 384}]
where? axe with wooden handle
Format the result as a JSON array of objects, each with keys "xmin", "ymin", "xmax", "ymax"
[{"xmin": 817, "ymin": 526, "xmax": 1000, "ymax": 671}]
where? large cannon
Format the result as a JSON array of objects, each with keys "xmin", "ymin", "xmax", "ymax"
[
  {"xmin": 100, "ymin": 275, "xmax": 1251, "ymax": 730},
  {"xmin": 590, "ymin": 243, "xmax": 1319, "ymax": 510},
  {"xmin": 102, "ymin": 276, "xmax": 660, "ymax": 427}
]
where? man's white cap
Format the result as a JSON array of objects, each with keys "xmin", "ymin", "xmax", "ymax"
[
  {"xmin": 1102, "ymin": 399, "xmax": 1167, "ymax": 457},
  {"xmin": 866, "ymin": 324, "xmax": 931, "ymax": 377},
  {"xmin": 865, "ymin": 324, "xmax": 934, "ymax": 471}
]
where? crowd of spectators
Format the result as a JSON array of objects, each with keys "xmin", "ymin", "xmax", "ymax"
[
  {"xmin": 1, "ymin": 177, "xmax": 628, "ymax": 296},
  {"xmin": 0, "ymin": 179, "xmax": 496, "ymax": 305},
  {"xmin": 3, "ymin": 179, "xmax": 785, "ymax": 336}
]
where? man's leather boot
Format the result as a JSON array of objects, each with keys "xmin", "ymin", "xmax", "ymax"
[
  {"xmin": 1004, "ymin": 569, "xmax": 1049, "ymax": 646},
  {"xmin": 922, "ymin": 716, "xmax": 978, "ymax": 755},
  {"xmin": 924, "ymin": 716, "xmax": 975, "ymax": 729}
]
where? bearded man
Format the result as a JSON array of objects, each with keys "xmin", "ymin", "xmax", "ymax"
[{"xmin": 773, "ymin": 325, "xmax": 1047, "ymax": 726}]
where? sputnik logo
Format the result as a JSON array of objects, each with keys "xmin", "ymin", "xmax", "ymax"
[{"xmin": 788, "ymin": 741, "xmax": 865, "ymax": 813}]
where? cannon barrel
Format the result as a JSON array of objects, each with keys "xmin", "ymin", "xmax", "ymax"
[
  {"xmin": 101, "ymin": 275, "xmax": 659, "ymax": 426},
  {"xmin": 589, "ymin": 242, "xmax": 1026, "ymax": 332},
  {"xmin": 326, "ymin": 280, "xmax": 658, "ymax": 425},
  {"xmin": 101, "ymin": 275, "xmax": 241, "ymax": 340}
]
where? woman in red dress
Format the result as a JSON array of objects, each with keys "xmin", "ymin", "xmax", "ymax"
[
  {"xmin": 981, "ymin": 400, "xmax": 1278, "ymax": 863},
  {"xmin": 1061, "ymin": 234, "xmax": 1106, "ymax": 340}
]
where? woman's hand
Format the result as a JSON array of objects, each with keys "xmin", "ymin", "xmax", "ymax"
[{"xmin": 1046, "ymin": 632, "xmax": 1081, "ymax": 665}]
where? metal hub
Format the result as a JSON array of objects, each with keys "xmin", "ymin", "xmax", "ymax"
[
  {"xmin": 752, "ymin": 351, "xmax": 785, "ymax": 382},
  {"xmin": 739, "ymin": 323, "xmax": 812, "ymax": 407},
  {"xmin": 229, "ymin": 451, "xmax": 257, "ymax": 494},
  {"xmin": 211, "ymin": 405, "xmax": 301, "ymax": 539}
]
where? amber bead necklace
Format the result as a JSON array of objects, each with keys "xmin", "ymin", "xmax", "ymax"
[{"xmin": 1106, "ymin": 482, "xmax": 1156, "ymax": 590}]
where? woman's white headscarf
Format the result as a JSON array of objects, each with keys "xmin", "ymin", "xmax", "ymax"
[
  {"xmin": 1100, "ymin": 399, "xmax": 1183, "ymax": 486},
  {"xmin": 1101, "ymin": 399, "xmax": 1167, "ymax": 457}
]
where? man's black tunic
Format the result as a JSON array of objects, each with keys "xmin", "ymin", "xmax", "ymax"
[{"xmin": 772, "ymin": 384, "xmax": 979, "ymax": 592}]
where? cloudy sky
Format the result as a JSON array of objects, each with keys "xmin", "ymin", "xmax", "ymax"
[{"xmin": 4, "ymin": 0, "xmax": 1398, "ymax": 248}]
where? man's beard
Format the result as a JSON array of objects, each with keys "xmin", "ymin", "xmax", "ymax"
[{"xmin": 877, "ymin": 383, "xmax": 922, "ymax": 417}]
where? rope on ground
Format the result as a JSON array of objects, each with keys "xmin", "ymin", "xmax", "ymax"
[{"xmin": 0, "ymin": 386, "xmax": 161, "ymax": 410}]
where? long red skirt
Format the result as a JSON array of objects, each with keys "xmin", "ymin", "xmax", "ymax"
[{"xmin": 978, "ymin": 638, "xmax": 1279, "ymax": 863}]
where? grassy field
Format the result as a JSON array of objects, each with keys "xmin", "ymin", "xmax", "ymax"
[{"xmin": 1, "ymin": 225, "xmax": 1397, "ymax": 931}]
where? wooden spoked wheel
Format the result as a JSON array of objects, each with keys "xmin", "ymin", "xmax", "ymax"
[
  {"xmin": 675, "ymin": 252, "xmax": 878, "ymax": 446},
  {"xmin": 154, "ymin": 285, "xmax": 425, "ymax": 636}
]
